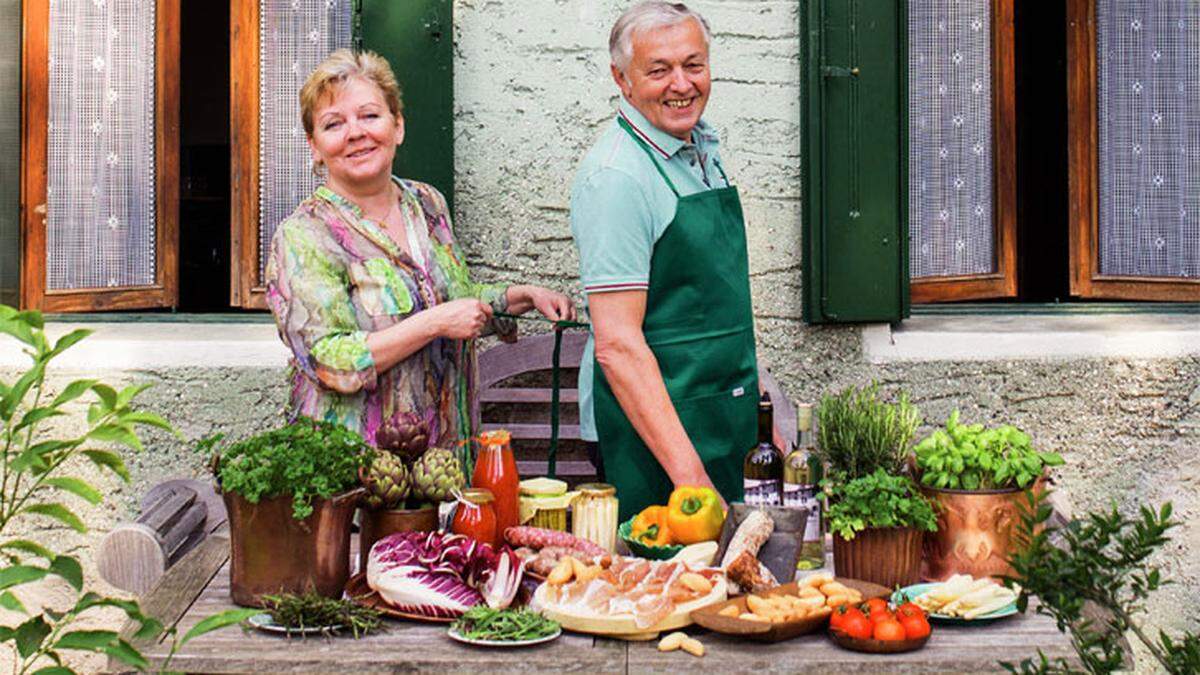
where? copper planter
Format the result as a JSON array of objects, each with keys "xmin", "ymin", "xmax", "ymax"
[
  {"xmin": 358, "ymin": 505, "xmax": 438, "ymax": 571},
  {"xmin": 922, "ymin": 484, "xmax": 1038, "ymax": 581},
  {"xmin": 832, "ymin": 527, "xmax": 923, "ymax": 589},
  {"xmin": 224, "ymin": 488, "xmax": 363, "ymax": 607}
]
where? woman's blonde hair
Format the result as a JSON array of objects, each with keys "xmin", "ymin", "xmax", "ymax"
[{"xmin": 299, "ymin": 48, "xmax": 403, "ymax": 137}]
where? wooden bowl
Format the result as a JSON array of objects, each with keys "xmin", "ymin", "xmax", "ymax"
[
  {"xmin": 690, "ymin": 578, "xmax": 889, "ymax": 643},
  {"xmin": 828, "ymin": 628, "xmax": 930, "ymax": 653}
]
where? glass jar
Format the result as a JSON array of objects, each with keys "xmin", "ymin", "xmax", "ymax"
[
  {"xmin": 572, "ymin": 483, "xmax": 618, "ymax": 552},
  {"xmin": 471, "ymin": 430, "xmax": 520, "ymax": 536},
  {"xmin": 452, "ymin": 488, "xmax": 498, "ymax": 547},
  {"xmin": 519, "ymin": 477, "xmax": 570, "ymax": 531}
]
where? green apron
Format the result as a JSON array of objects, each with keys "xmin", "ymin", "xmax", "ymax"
[{"xmin": 595, "ymin": 118, "xmax": 760, "ymax": 523}]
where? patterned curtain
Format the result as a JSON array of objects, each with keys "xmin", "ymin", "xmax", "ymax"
[
  {"xmin": 1096, "ymin": 0, "xmax": 1200, "ymax": 279},
  {"xmin": 908, "ymin": 0, "xmax": 995, "ymax": 279},
  {"xmin": 258, "ymin": 0, "xmax": 353, "ymax": 284},
  {"xmin": 47, "ymin": 0, "xmax": 157, "ymax": 290}
]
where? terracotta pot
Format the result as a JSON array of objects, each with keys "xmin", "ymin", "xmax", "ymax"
[
  {"xmin": 832, "ymin": 527, "xmax": 922, "ymax": 588},
  {"xmin": 921, "ymin": 482, "xmax": 1041, "ymax": 581},
  {"xmin": 358, "ymin": 505, "xmax": 439, "ymax": 570},
  {"xmin": 223, "ymin": 488, "xmax": 363, "ymax": 607}
]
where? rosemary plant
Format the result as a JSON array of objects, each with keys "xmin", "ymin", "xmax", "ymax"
[{"xmin": 815, "ymin": 383, "xmax": 921, "ymax": 482}]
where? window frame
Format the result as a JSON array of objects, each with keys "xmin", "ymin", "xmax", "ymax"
[
  {"xmin": 1066, "ymin": 0, "xmax": 1200, "ymax": 302},
  {"xmin": 909, "ymin": 0, "xmax": 1018, "ymax": 304},
  {"xmin": 20, "ymin": 0, "xmax": 181, "ymax": 312},
  {"xmin": 229, "ymin": 0, "xmax": 266, "ymax": 310}
]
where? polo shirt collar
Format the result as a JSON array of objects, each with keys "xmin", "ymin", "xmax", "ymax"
[{"xmin": 618, "ymin": 97, "xmax": 709, "ymax": 160}]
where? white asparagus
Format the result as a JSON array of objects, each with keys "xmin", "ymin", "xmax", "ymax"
[{"xmin": 963, "ymin": 591, "xmax": 1018, "ymax": 619}]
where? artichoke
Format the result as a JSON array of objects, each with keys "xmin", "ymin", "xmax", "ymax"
[
  {"xmin": 363, "ymin": 450, "xmax": 411, "ymax": 509},
  {"xmin": 410, "ymin": 447, "xmax": 465, "ymax": 503},
  {"xmin": 375, "ymin": 412, "xmax": 430, "ymax": 463}
]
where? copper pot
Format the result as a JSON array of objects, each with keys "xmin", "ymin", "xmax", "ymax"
[
  {"xmin": 921, "ymin": 483, "xmax": 1041, "ymax": 581},
  {"xmin": 223, "ymin": 488, "xmax": 363, "ymax": 607},
  {"xmin": 358, "ymin": 505, "xmax": 438, "ymax": 571},
  {"xmin": 832, "ymin": 527, "xmax": 923, "ymax": 588}
]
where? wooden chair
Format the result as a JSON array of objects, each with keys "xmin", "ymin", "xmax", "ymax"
[{"xmin": 474, "ymin": 332, "xmax": 797, "ymax": 482}]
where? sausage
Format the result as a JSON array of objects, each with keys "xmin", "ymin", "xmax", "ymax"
[{"xmin": 504, "ymin": 526, "xmax": 606, "ymax": 557}]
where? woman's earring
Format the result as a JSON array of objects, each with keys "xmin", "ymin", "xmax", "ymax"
[{"xmin": 311, "ymin": 157, "xmax": 325, "ymax": 178}]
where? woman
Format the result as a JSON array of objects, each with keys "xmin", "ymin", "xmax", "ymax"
[{"xmin": 266, "ymin": 49, "xmax": 574, "ymax": 448}]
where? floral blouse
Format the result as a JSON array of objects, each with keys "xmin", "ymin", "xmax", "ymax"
[{"xmin": 265, "ymin": 179, "xmax": 509, "ymax": 447}]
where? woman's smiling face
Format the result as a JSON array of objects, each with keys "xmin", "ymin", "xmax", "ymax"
[{"xmin": 309, "ymin": 77, "xmax": 404, "ymax": 189}]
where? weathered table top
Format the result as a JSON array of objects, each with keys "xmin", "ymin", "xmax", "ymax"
[{"xmin": 113, "ymin": 530, "xmax": 1080, "ymax": 674}]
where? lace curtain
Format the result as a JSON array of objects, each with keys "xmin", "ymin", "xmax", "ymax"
[
  {"xmin": 1096, "ymin": 0, "xmax": 1200, "ymax": 279},
  {"xmin": 47, "ymin": 0, "xmax": 157, "ymax": 290},
  {"xmin": 258, "ymin": 0, "xmax": 353, "ymax": 283}
]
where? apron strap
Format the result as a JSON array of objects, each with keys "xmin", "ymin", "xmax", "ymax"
[
  {"xmin": 617, "ymin": 117, "xmax": 682, "ymax": 198},
  {"xmin": 713, "ymin": 157, "xmax": 731, "ymax": 187}
]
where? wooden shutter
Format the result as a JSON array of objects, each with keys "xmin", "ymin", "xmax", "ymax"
[
  {"xmin": 358, "ymin": 0, "xmax": 455, "ymax": 210},
  {"xmin": 802, "ymin": 0, "xmax": 909, "ymax": 324},
  {"xmin": 1067, "ymin": 0, "xmax": 1200, "ymax": 301},
  {"xmin": 0, "ymin": 0, "xmax": 19, "ymax": 307},
  {"xmin": 908, "ymin": 0, "xmax": 1018, "ymax": 303},
  {"xmin": 21, "ymin": 0, "xmax": 180, "ymax": 311}
]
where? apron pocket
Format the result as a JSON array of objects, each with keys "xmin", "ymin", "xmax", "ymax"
[{"xmin": 672, "ymin": 387, "xmax": 759, "ymax": 502}]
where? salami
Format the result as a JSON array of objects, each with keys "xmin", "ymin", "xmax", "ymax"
[{"xmin": 504, "ymin": 526, "xmax": 606, "ymax": 557}]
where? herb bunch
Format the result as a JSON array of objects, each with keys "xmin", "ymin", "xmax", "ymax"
[
  {"xmin": 451, "ymin": 606, "xmax": 559, "ymax": 642},
  {"xmin": 821, "ymin": 469, "xmax": 939, "ymax": 540},
  {"xmin": 816, "ymin": 383, "xmax": 920, "ymax": 481},
  {"xmin": 1002, "ymin": 492, "xmax": 1200, "ymax": 674},
  {"xmin": 915, "ymin": 410, "xmax": 1064, "ymax": 491},
  {"xmin": 206, "ymin": 417, "xmax": 373, "ymax": 519},
  {"xmin": 262, "ymin": 591, "xmax": 382, "ymax": 638}
]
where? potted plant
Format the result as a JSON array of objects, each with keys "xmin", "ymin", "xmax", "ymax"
[
  {"xmin": 913, "ymin": 410, "xmax": 1063, "ymax": 581},
  {"xmin": 816, "ymin": 383, "xmax": 930, "ymax": 587},
  {"xmin": 206, "ymin": 417, "xmax": 371, "ymax": 607},
  {"xmin": 824, "ymin": 469, "xmax": 939, "ymax": 588}
]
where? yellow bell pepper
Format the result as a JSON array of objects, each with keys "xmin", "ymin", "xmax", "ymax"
[
  {"xmin": 630, "ymin": 505, "xmax": 673, "ymax": 547},
  {"xmin": 666, "ymin": 486, "xmax": 725, "ymax": 544}
]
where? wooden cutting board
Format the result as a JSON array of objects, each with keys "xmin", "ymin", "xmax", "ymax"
[{"xmin": 534, "ymin": 576, "xmax": 727, "ymax": 639}]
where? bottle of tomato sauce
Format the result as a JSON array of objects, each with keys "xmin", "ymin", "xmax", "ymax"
[{"xmin": 471, "ymin": 430, "xmax": 520, "ymax": 537}]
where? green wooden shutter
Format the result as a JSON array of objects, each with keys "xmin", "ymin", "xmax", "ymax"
[
  {"xmin": 357, "ymin": 0, "xmax": 455, "ymax": 213},
  {"xmin": 0, "ymin": 0, "xmax": 18, "ymax": 306},
  {"xmin": 802, "ymin": 0, "xmax": 909, "ymax": 324}
]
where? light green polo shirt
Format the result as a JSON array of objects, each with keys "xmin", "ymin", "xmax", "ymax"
[{"xmin": 570, "ymin": 98, "xmax": 731, "ymax": 442}]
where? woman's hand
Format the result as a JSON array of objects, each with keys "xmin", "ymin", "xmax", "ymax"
[
  {"xmin": 428, "ymin": 298, "xmax": 494, "ymax": 339},
  {"xmin": 507, "ymin": 285, "xmax": 576, "ymax": 322}
]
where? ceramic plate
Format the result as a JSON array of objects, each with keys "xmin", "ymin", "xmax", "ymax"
[
  {"xmin": 893, "ymin": 582, "xmax": 1018, "ymax": 623},
  {"xmin": 246, "ymin": 613, "xmax": 343, "ymax": 635},
  {"xmin": 446, "ymin": 625, "xmax": 562, "ymax": 648}
]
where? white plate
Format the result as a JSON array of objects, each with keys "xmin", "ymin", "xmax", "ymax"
[
  {"xmin": 246, "ymin": 612, "xmax": 344, "ymax": 635},
  {"xmin": 446, "ymin": 625, "xmax": 562, "ymax": 648}
]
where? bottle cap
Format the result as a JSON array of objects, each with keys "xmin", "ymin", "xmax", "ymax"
[{"xmin": 461, "ymin": 488, "xmax": 495, "ymax": 504}]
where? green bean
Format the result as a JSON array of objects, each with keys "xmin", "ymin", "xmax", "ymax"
[{"xmin": 452, "ymin": 606, "xmax": 559, "ymax": 641}]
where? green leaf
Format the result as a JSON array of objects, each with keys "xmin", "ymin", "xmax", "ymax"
[
  {"xmin": 119, "ymin": 411, "xmax": 176, "ymax": 435},
  {"xmin": 0, "ymin": 590, "xmax": 27, "ymax": 613},
  {"xmin": 87, "ymin": 424, "xmax": 143, "ymax": 451},
  {"xmin": 14, "ymin": 310, "xmax": 44, "ymax": 330},
  {"xmin": 54, "ymin": 629, "xmax": 118, "ymax": 651},
  {"xmin": 81, "ymin": 450, "xmax": 130, "ymax": 481},
  {"xmin": 72, "ymin": 593, "xmax": 143, "ymax": 618},
  {"xmin": 90, "ymin": 384, "xmax": 117, "ymax": 412},
  {"xmin": 0, "ymin": 625, "xmax": 13, "ymax": 641},
  {"xmin": 0, "ymin": 315, "xmax": 38, "ymax": 347},
  {"xmin": 1, "ymin": 363, "xmax": 46, "ymax": 421},
  {"xmin": 33, "ymin": 666, "xmax": 74, "ymax": 675},
  {"xmin": 114, "ymin": 383, "xmax": 153, "ymax": 410},
  {"xmin": 50, "ymin": 379, "xmax": 99, "ymax": 408},
  {"xmin": 20, "ymin": 503, "xmax": 87, "ymax": 533},
  {"xmin": 0, "ymin": 565, "xmax": 49, "ymax": 591},
  {"xmin": 49, "ymin": 329, "xmax": 92, "ymax": 358},
  {"xmin": 42, "ymin": 478, "xmax": 103, "ymax": 505},
  {"xmin": 13, "ymin": 407, "xmax": 65, "ymax": 433},
  {"xmin": 1, "ymin": 540, "xmax": 56, "ymax": 561},
  {"xmin": 178, "ymin": 608, "xmax": 262, "ymax": 647},
  {"xmin": 49, "ymin": 556, "xmax": 83, "ymax": 591},
  {"xmin": 15, "ymin": 615, "xmax": 52, "ymax": 659},
  {"xmin": 132, "ymin": 617, "xmax": 163, "ymax": 641},
  {"xmin": 101, "ymin": 639, "xmax": 150, "ymax": 670}
]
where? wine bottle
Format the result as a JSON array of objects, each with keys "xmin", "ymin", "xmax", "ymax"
[
  {"xmin": 785, "ymin": 402, "xmax": 824, "ymax": 569},
  {"xmin": 743, "ymin": 394, "xmax": 783, "ymax": 506}
]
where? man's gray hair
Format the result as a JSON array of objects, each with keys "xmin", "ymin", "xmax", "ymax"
[{"xmin": 609, "ymin": 2, "xmax": 712, "ymax": 73}]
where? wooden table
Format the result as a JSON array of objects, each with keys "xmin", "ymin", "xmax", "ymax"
[{"xmin": 114, "ymin": 530, "xmax": 1081, "ymax": 674}]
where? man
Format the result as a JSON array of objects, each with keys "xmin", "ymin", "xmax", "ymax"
[{"xmin": 570, "ymin": 2, "xmax": 760, "ymax": 521}]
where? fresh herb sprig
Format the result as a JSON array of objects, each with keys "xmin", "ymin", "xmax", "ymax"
[
  {"xmin": 261, "ymin": 591, "xmax": 382, "ymax": 638},
  {"xmin": 451, "ymin": 606, "xmax": 559, "ymax": 642},
  {"xmin": 822, "ymin": 469, "xmax": 939, "ymax": 540},
  {"xmin": 915, "ymin": 411, "xmax": 1064, "ymax": 490},
  {"xmin": 816, "ymin": 383, "xmax": 921, "ymax": 480}
]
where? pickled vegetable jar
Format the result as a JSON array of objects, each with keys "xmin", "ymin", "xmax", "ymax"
[
  {"xmin": 518, "ymin": 477, "xmax": 571, "ymax": 531},
  {"xmin": 452, "ymin": 488, "xmax": 498, "ymax": 547},
  {"xmin": 572, "ymin": 483, "xmax": 618, "ymax": 552}
]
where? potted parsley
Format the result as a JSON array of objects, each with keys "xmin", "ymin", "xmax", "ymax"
[
  {"xmin": 913, "ymin": 410, "xmax": 1064, "ymax": 580},
  {"xmin": 205, "ymin": 417, "xmax": 371, "ymax": 607}
]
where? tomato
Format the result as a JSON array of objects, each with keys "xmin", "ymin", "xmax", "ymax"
[
  {"xmin": 829, "ymin": 605, "xmax": 848, "ymax": 631},
  {"xmin": 864, "ymin": 597, "xmax": 890, "ymax": 618},
  {"xmin": 839, "ymin": 608, "xmax": 873, "ymax": 640},
  {"xmin": 896, "ymin": 601, "xmax": 926, "ymax": 619},
  {"xmin": 900, "ymin": 613, "xmax": 931, "ymax": 640},
  {"xmin": 873, "ymin": 618, "xmax": 907, "ymax": 642}
]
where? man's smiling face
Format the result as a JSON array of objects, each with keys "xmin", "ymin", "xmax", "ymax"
[{"xmin": 613, "ymin": 18, "xmax": 711, "ymax": 141}]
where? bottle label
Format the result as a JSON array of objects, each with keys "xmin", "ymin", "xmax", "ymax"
[
  {"xmin": 744, "ymin": 478, "xmax": 782, "ymax": 506},
  {"xmin": 784, "ymin": 483, "xmax": 822, "ymax": 541}
]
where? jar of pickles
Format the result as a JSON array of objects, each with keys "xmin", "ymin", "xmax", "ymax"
[
  {"xmin": 572, "ymin": 483, "xmax": 618, "ymax": 552},
  {"xmin": 518, "ymin": 478, "xmax": 571, "ymax": 531}
]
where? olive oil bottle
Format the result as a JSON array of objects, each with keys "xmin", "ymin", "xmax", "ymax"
[
  {"xmin": 785, "ymin": 403, "xmax": 824, "ymax": 569},
  {"xmin": 743, "ymin": 394, "xmax": 783, "ymax": 506}
]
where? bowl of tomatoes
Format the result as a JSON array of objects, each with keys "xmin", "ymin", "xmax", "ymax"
[{"xmin": 828, "ymin": 596, "xmax": 932, "ymax": 653}]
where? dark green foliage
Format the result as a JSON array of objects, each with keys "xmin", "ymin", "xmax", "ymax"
[
  {"xmin": 815, "ymin": 383, "xmax": 920, "ymax": 481},
  {"xmin": 1002, "ymin": 492, "xmax": 1200, "ymax": 674},
  {"xmin": 915, "ymin": 410, "xmax": 1064, "ymax": 490},
  {"xmin": 821, "ymin": 469, "xmax": 939, "ymax": 540},
  {"xmin": 207, "ymin": 417, "xmax": 374, "ymax": 520}
]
